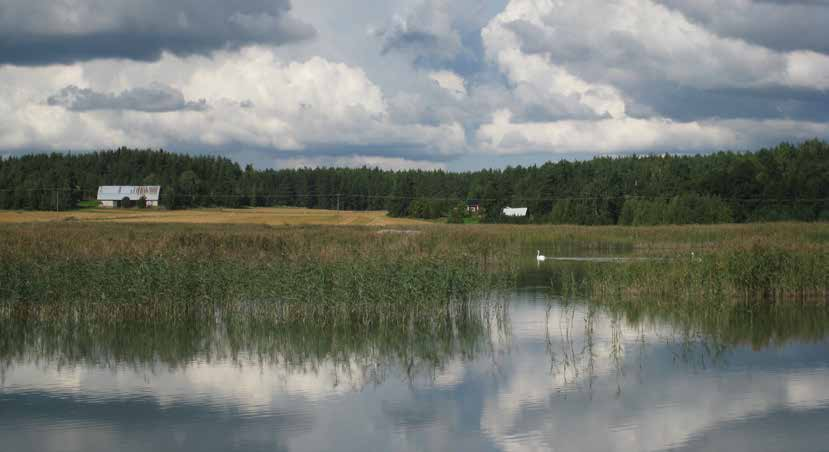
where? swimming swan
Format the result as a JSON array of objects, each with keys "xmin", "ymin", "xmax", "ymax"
[{"xmin": 536, "ymin": 250, "xmax": 546, "ymax": 261}]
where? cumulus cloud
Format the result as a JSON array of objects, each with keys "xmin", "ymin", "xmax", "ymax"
[
  {"xmin": 0, "ymin": 0, "xmax": 316, "ymax": 66},
  {"xmin": 485, "ymin": 0, "xmax": 829, "ymax": 92},
  {"xmin": 1, "ymin": 0, "xmax": 829, "ymax": 168},
  {"xmin": 469, "ymin": 0, "xmax": 829, "ymax": 156},
  {"xmin": 273, "ymin": 155, "xmax": 448, "ymax": 171},
  {"xmin": 0, "ymin": 47, "xmax": 466, "ymax": 160},
  {"xmin": 47, "ymin": 84, "xmax": 207, "ymax": 112},
  {"xmin": 372, "ymin": 0, "xmax": 502, "ymax": 72},
  {"xmin": 428, "ymin": 70, "xmax": 467, "ymax": 98},
  {"xmin": 374, "ymin": 1, "xmax": 464, "ymax": 63},
  {"xmin": 476, "ymin": 110, "xmax": 739, "ymax": 155}
]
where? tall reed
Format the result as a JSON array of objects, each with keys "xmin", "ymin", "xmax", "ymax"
[{"xmin": 1, "ymin": 222, "xmax": 827, "ymax": 306}]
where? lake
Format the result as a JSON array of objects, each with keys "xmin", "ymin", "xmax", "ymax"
[{"xmin": 2, "ymin": 288, "xmax": 828, "ymax": 452}]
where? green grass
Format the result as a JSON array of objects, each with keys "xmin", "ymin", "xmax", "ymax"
[{"xmin": 76, "ymin": 200, "xmax": 99, "ymax": 208}]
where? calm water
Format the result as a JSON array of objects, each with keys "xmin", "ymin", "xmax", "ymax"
[{"xmin": 2, "ymin": 291, "xmax": 829, "ymax": 452}]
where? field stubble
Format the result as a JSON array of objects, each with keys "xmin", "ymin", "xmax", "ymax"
[{"xmin": 0, "ymin": 207, "xmax": 424, "ymax": 226}]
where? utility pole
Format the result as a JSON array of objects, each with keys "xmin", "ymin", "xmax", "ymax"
[{"xmin": 336, "ymin": 193, "xmax": 341, "ymax": 211}]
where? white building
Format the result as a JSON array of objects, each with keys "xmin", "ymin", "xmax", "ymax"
[
  {"xmin": 502, "ymin": 207, "xmax": 528, "ymax": 217},
  {"xmin": 97, "ymin": 186, "xmax": 161, "ymax": 207}
]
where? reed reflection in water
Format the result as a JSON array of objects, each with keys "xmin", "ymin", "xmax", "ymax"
[{"xmin": 1, "ymin": 293, "xmax": 828, "ymax": 452}]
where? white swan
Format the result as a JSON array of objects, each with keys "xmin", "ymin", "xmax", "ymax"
[{"xmin": 536, "ymin": 250, "xmax": 546, "ymax": 261}]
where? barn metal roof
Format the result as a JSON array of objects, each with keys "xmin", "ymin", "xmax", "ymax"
[
  {"xmin": 97, "ymin": 186, "xmax": 161, "ymax": 201},
  {"xmin": 502, "ymin": 207, "xmax": 528, "ymax": 217}
]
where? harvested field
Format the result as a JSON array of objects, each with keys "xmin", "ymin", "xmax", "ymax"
[{"xmin": 0, "ymin": 207, "xmax": 425, "ymax": 226}]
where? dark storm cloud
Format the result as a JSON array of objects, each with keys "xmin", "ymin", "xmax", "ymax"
[
  {"xmin": 511, "ymin": 99, "xmax": 606, "ymax": 123},
  {"xmin": 757, "ymin": 0, "xmax": 829, "ymax": 3},
  {"xmin": 376, "ymin": 20, "xmax": 463, "ymax": 63},
  {"xmin": 656, "ymin": 0, "xmax": 829, "ymax": 53},
  {"xmin": 47, "ymin": 84, "xmax": 208, "ymax": 112},
  {"xmin": 626, "ymin": 83, "xmax": 829, "ymax": 123},
  {"xmin": 0, "ymin": 0, "xmax": 316, "ymax": 66}
]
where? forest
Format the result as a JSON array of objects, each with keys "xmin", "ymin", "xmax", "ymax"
[{"xmin": 0, "ymin": 140, "xmax": 827, "ymax": 225}]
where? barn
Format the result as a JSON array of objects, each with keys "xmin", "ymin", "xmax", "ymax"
[
  {"xmin": 502, "ymin": 207, "xmax": 528, "ymax": 217},
  {"xmin": 97, "ymin": 186, "xmax": 161, "ymax": 208}
]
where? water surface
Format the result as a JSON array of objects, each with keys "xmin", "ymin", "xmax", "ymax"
[{"xmin": 2, "ymin": 292, "xmax": 828, "ymax": 452}]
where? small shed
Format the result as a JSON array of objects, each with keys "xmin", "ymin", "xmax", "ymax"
[
  {"xmin": 97, "ymin": 186, "xmax": 161, "ymax": 207},
  {"xmin": 502, "ymin": 207, "xmax": 528, "ymax": 217},
  {"xmin": 466, "ymin": 199, "xmax": 480, "ymax": 213}
]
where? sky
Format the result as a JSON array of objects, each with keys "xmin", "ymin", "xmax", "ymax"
[{"xmin": 1, "ymin": 0, "xmax": 828, "ymax": 171}]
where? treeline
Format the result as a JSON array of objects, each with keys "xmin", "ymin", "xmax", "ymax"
[{"xmin": 0, "ymin": 140, "xmax": 827, "ymax": 224}]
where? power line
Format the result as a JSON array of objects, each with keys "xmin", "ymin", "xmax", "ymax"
[{"xmin": 1, "ymin": 188, "xmax": 827, "ymax": 204}]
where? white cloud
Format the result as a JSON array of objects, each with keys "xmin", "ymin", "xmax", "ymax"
[
  {"xmin": 470, "ymin": 0, "xmax": 829, "ymax": 156},
  {"xmin": 476, "ymin": 110, "xmax": 736, "ymax": 154},
  {"xmin": 785, "ymin": 50, "xmax": 829, "ymax": 90},
  {"xmin": 272, "ymin": 155, "xmax": 448, "ymax": 170},
  {"xmin": 0, "ymin": 47, "xmax": 467, "ymax": 158},
  {"xmin": 1, "ymin": 0, "xmax": 829, "ymax": 167},
  {"xmin": 476, "ymin": 109, "xmax": 829, "ymax": 155},
  {"xmin": 490, "ymin": 48, "xmax": 627, "ymax": 119},
  {"xmin": 486, "ymin": 0, "xmax": 829, "ymax": 92},
  {"xmin": 429, "ymin": 70, "xmax": 467, "ymax": 98},
  {"xmin": 480, "ymin": 0, "xmax": 628, "ymax": 120}
]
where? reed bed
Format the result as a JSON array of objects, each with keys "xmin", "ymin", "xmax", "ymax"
[
  {"xmin": 0, "ymin": 223, "xmax": 519, "ymax": 306},
  {"xmin": 0, "ymin": 256, "xmax": 498, "ymax": 306},
  {"xmin": 554, "ymin": 241, "xmax": 829, "ymax": 305},
  {"xmin": 1, "ymin": 222, "xmax": 827, "ymax": 307}
]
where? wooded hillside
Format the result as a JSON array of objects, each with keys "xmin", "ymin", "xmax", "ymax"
[{"xmin": 1, "ymin": 140, "xmax": 827, "ymax": 224}]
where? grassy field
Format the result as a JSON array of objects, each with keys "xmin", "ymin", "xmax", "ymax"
[{"xmin": 0, "ymin": 207, "xmax": 425, "ymax": 226}]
